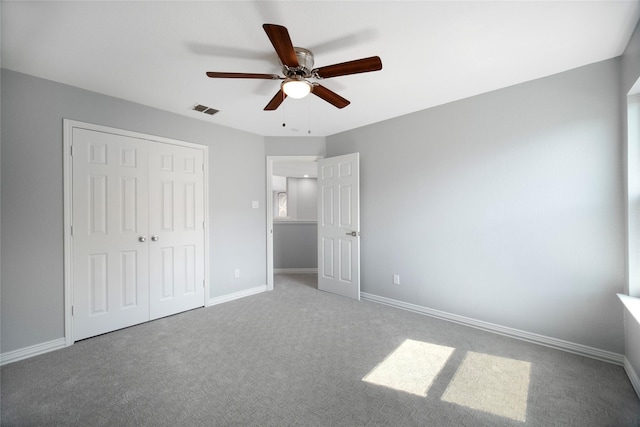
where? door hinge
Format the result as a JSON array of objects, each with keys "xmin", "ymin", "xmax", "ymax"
[
  {"xmin": 203, "ymin": 279, "xmax": 205, "ymax": 288},
  {"xmin": 71, "ymin": 306, "xmax": 74, "ymax": 316},
  {"xmin": 203, "ymin": 221, "xmax": 205, "ymax": 229},
  {"xmin": 70, "ymin": 145, "xmax": 73, "ymax": 156},
  {"xmin": 71, "ymin": 225, "xmax": 73, "ymax": 236}
]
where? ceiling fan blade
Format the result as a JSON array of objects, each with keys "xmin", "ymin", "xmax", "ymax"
[
  {"xmin": 206, "ymin": 72, "xmax": 281, "ymax": 80},
  {"xmin": 263, "ymin": 24, "xmax": 299, "ymax": 68},
  {"xmin": 264, "ymin": 89, "xmax": 288, "ymax": 111},
  {"xmin": 311, "ymin": 84, "xmax": 350, "ymax": 109},
  {"xmin": 314, "ymin": 56, "xmax": 382, "ymax": 79}
]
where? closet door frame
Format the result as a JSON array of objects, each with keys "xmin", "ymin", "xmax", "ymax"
[{"xmin": 63, "ymin": 119, "xmax": 210, "ymax": 346}]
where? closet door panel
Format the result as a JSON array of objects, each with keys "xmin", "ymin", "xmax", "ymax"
[
  {"xmin": 148, "ymin": 143, "xmax": 205, "ymax": 320},
  {"xmin": 72, "ymin": 128, "xmax": 150, "ymax": 340}
]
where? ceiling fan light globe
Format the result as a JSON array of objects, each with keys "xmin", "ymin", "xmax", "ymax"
[{"xmin": 282, "ymin": 79, "xmax": 312, "ymax": 99}]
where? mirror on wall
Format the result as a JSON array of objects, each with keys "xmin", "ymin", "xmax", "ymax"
[{"xmin": 277, "ymin": 191, "xmax": 288, "ymax": 218}]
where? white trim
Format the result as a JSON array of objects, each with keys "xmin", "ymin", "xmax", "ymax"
[
  {"xmin": 361, "ymin": 292, "xmax": 625, "ymax": 366},
  {"xmin": 207, "ymin": 285, "xmax": 268, "ymax": 307},
  {"xmin": 266, "ymin": 156, "xmax": 322, "ymax": 291},
  {"xmin": 63, "ymin": 119, "xmax": 209, "ymax": 150},
  {"xmin": 4, "ymin": 285, "xmax": 264, "ymax": 365},
  {"xmin": 202, "ymin": 145, "xmax": 211, "ymax": 314},
  {"xmin": 63, "ymin": 119, "xmax": 210, "ymax": 345},
  {"xmin": 624, "ymin": 357, "xmax": 640, "ymax": 399},
  {"xmin": 618, "ymin": 293, "xmax": 640, "ymax": 323},
  {"xmin": 0, "ymin": 338, "xmax": 67, "ymax": 366},
  {"xmin": 63, "ymin": 121, "xmax": 74, "ymax": 347},
  {"xmin": 274, "ymin": 268, "xmax": 318, "ymax": 274}
]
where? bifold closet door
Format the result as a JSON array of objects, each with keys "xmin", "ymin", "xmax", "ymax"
[
  {"xmin": 72, "ymin": 129, "xmax": 151, "ymax": 341},
  {"xmin": 148, "ymin": 142, "xmax": 205, "ymax": 320},
  {"xmin": 72, "ymin": 128, "xmax": 206, "ymax": 341}
]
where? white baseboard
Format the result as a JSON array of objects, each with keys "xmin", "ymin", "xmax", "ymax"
[
  {"xmin": 3, "ymin": 289, "xmax": 628, "ymax": 375},
  {"xmin": 2, "ymin": 288, "xmax": 268, "ymax": 366},
  {"xmin": 361, "ymin": 292, "xmax": 625, "ymax": 366},
  {"xmin": 207, "ymin": 285, "xmax": 268, "ymax": 307},
  {"xmin": 624, "ymin": 357, "xmax": 640, "ymax": 399},
  {"xmin": 1, "ymin": 338, "xmax": 67, "ymax": 366},
  {"xmin": 274, "ymin": 268, "xmax": 318, "ymax": 274}
]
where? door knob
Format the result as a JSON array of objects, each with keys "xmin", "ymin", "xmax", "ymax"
[
  {"xmin": 346, "ymin": 231, "xmax": 359, "ymax": 236},
  {"xmin": 151, "ymin": 235, "xmax": 159, "ymax": 242},
  {"xmin": 138, "ymin": 236, "xmax": 146, "ymax": 242}
]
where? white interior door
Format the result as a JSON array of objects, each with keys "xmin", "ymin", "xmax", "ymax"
[
  {"xmin": 148, "ymin": 142, "xmax": 205, "ymax": 320},
  {"xmin": 72, "ymin": 129, "xmax": 150, "ymax": 340},
  {"xmin": 317, "ymin": 153, "xmax": 360, "ymax": 300}
]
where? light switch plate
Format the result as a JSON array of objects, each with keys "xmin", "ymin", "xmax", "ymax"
[{"xmin": 252, "ymin": 200, "xmax": 259, "ymax": 209}]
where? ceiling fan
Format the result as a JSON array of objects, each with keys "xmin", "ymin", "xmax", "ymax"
[{"xmin": 206, "ymin": 24, "xmax": 382, "ymax": 111}]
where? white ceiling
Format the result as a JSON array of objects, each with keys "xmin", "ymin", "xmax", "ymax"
[{"xmin": 2, "ymin": 1, "xmax": 639, "ymax": 137}]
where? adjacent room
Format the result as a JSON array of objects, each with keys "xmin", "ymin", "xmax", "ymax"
[{"xmin": 2, "ymin": 1, "xmax": 640, "ymax": 425}]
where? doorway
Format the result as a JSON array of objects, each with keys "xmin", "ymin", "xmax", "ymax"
[{"xmin": 266, "ymin": 156, "xmax": 322, "ymax": 290}]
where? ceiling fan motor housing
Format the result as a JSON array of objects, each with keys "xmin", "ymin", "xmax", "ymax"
[{"xmin": 286, "ymin": 47, "xmax": 315, "ymax": 78}]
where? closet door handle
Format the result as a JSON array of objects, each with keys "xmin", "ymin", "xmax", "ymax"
[
  {"xmin": 151, "ymin": 235, "xmax": 159, "ymax": 242},
  {"xmin": 138, "ymin": 236, "xmax": 146, "ymax": 242}
]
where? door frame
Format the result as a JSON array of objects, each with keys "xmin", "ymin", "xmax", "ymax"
[
  {"xmin": 266, "ymin": 155, "xmax": 322, "ymax": 290},
  {"xmin": 63, "ymin": 119, "xmax": 210, "ymax": 346}
]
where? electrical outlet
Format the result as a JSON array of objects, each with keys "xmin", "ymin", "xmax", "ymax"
[
  {"xmin": 393, "ymin": 274, "xmax": 400, "ymax": 285},
  {"xmin": 234, "ymin": 269, "xmax": 240, "ymax": 279}
]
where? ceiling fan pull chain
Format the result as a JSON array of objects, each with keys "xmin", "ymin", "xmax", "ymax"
[
  {"xmin": 282, "ymin": 99, "xmax": 287, "ymax": 128},
  {"xmin": 307, "ymin": 98, "xmax": 311, "ymax": 134}
]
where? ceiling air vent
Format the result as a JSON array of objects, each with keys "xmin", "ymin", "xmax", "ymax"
[{"xmin": 192, "ymin": 104, "xmax": 219, "ymax": 116}]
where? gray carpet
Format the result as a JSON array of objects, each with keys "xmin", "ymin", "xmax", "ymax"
[{"xmin": 2, "ymin": 274, "xmax": 639, "ymax": 426}]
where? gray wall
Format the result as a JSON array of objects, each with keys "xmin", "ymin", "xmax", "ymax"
[
  {"xmin": 327, "ymin": 58, "xmax": 625, "ymax": 353},
  {"xmin": 264, "ymin": 136, "xmax": 326, "ymax": 156},
  {"xmin": 1, "ymin": 69, "xmax": 266, "ymax": 353},
  {"xmin": 273, "ymin": 222, "xmax": 318, "ymax": 269},
  {"xmin": 622, "ymin": 19, "xmax": 640, "ymax": 389}
]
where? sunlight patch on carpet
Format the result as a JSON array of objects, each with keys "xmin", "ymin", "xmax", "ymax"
[
  {"xmin": 362, "ymin": 339, "xmax": 455, "ymax": 397},
  {"xmin": 441, "ymin": 351, "xmax": 531, "ymax": 422}
]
